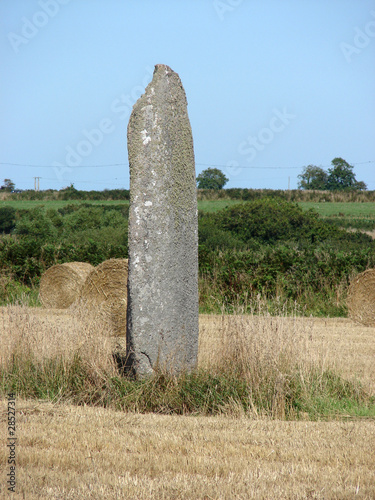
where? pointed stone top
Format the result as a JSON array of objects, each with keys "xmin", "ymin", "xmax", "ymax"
[
  {"xmin": 144, "ymin": 64, "xmax": 187, "ymax": 107},
  {"xmin": 154, "ymin": 63, "xmax": 173, "ymax": 74}
]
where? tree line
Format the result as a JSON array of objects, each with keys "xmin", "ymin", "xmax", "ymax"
[
  {"xmin": 196, "ymin": 158, "xmax": 367, "ymax": 191},
  {"xmin": 297, "ymin": 157, "xmax": 367, "ymax": 191}
]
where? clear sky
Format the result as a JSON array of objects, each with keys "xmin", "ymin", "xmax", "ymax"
[{"xmin": 1, "ymin": 0, "xmax": 374, "ymax": 191}]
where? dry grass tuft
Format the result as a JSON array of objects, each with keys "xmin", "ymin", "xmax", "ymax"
[
  {"xmin": 198, "ymin": 307, "xmax": 318, "ymax": 419},
  {"xmin": 199, "ymin": 313, "xmax": 375, "ymax": 397},
  {"xmin": 39, "ymin": 262, "xmax": 94, "ymax": 309},
  {"xmin": 347, "ymin": 268, "xmax": 375, "ymax": 326},
  {"xmin": 0, "ymin": 303, "xmax": 118, "ymax": 381},
  {"xmin": 76, "ymin": 258, "xmax": 128, "ymax": 337}
]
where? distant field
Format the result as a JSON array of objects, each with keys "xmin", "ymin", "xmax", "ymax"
[
  {"xmin": 197, "ymin": 199, "xmax": 243, "ymax": 212},
  {"xmin": 0, "ymin": 198, "xmax": 243, "ymax": 212},
  {"xmin": 299, "ymin": 201, "xmax": 375, "ymax": 219},
  {"xmin": 1, "ymin": 198, "xmax": 374, "ymax": 218},
  {"xmin": 0, "ymin": 199, "xmax": 129, "ymax": 210},
  {"xmin": 200, "ymin": 200, "xmax": 375, "ymax": 218}
]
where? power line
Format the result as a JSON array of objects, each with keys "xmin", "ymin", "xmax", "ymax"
[
  {"xmin": 41, "ymin": 177, "xmax": 128, "ymax": 186},
  {"xmin": 1, "ymin": 160, "xmax": 374, "ymax": 170},
  {"xmin": 197, "ymin": 163, "xmax": 301, "ymax": 169},
  {"xmin": 197, "ymin": 161, "xmax": 375, "ymax": 170},
  {"xmin": 0, "ymin": 162, "xmax": 127, "ymax": 168}
]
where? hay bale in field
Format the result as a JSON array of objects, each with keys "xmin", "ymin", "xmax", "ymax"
[
  {"xmin": 347, "ymin": 268, "xmax": 375, "ymax": 326},
  {"xmin": 39, "ymin": 262, "xmax": 94, "ymax": 309},
  {"xmin": 77, "ymin": 258, "xmax": 128, "ymax": 337}
]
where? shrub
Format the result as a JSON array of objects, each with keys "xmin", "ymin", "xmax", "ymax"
[
  {"xmin": 0, "ymin": 207, "xmax": 16, "ymax": 233},
  {"xmin": 214, "ymin": 198, "xmax": 339, "ymax": 244},
  {"xmin": 198, "ymin": 214, "xmax": 246, "ymax": 252},
  {"xmin": 14, "ymin": 208, "xmax": 58, "ymax": 241}
]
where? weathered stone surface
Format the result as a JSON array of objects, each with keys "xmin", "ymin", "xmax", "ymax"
[{"xmin": 126, "ymin": 64, "xmax": 198, "ymax": 377}]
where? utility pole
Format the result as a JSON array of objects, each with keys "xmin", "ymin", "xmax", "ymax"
[{"xmin": 33, "ymin": 177, "xmax": 41, "ymax": 191}]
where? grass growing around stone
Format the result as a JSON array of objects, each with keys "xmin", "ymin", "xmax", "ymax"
[
  {"xmin": 1, "ymin": 303, "xmax": 374, "ymax": 421},
  {"xmin": 1, "ymin": 305, "xmax": 374, "ymax": 497},
  {"xmin": 3, "ymin": 354, "xmax": 372, "ymax": 421}
]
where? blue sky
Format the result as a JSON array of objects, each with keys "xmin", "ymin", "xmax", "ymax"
[{"xmin": 1, "ymin": 0, "xmax": 374, "ymax": 191}]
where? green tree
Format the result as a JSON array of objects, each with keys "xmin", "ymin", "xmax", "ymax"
[
  {"xmin": 354, "ymin": 180, "xmax": 367, "ymax": 191},
  {"xmin": 196, "ymin": 168, "xmax": 229, "ymax": 190},
  {"xmin": 326, "ymin": 158, "xmax": 367, "ymax": 191},
  {"xmin": 298, "ymin": 165, "xmax": 328, "ymax": 190},
  {"xmin": 1, "ymin": 179, "xmax": 15, "ymax": 192}
]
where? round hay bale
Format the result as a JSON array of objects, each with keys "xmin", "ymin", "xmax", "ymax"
[
  {"xmin": 77, "ymin": 258, "xmax": 128, "ymax": 337},
  {"xmin": 39, "ymin": 262, "xmax": 94, "ymax": 309},
  {"xmin": 347, "ymin": 268, "xmax": 375, "ymax": 326}
]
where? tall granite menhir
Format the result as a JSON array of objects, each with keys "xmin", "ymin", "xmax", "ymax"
[{"xmin": 126, "ymin": 64, "xmax": 199, "ymax": 377}]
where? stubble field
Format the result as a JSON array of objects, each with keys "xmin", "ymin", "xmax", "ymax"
[{"xmin": 1, "ymin": 305, "xmax": 375, "ymax": 499}]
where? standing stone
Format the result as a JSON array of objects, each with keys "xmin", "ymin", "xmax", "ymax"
[{"xmin": 126, "ymin": 64, "xmax": 198, "ymax": 377}]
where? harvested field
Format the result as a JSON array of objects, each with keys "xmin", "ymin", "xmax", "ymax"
[
  {"xmin": 1, "ymin": 306, "xmax": 375, "ymax": 498},
  {"xmin": 0, "ymin": 399, "xmax": 374, "ymax": 499}
]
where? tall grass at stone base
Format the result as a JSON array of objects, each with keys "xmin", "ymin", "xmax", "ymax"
[{"xmin": 0, "ymin": 301, "xmax": 373, "ymax": 420}]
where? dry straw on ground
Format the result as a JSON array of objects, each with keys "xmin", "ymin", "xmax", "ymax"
[
  {"xmin": 0, "ymin": 399, "xmax": 374, "ymax": 499},
  {"xmin": 347, "ymin": 268, "xmax": 375, "ymax": 327},
  {"xmin": 39, "ymin": 262, "xmax": 94, "ymax": 309},
  {"xmin": 76, "ymin": 258, "xmax": 128, "ymax": 337}
]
